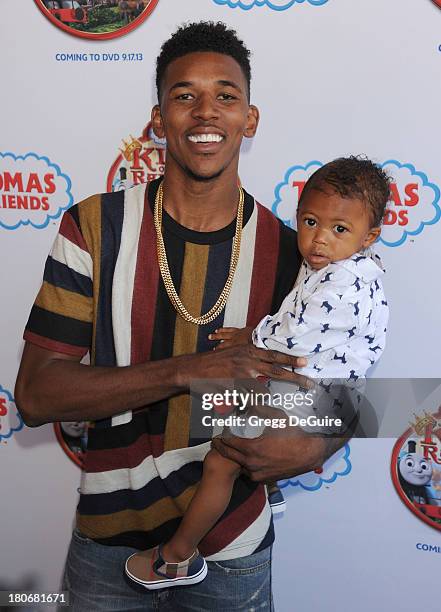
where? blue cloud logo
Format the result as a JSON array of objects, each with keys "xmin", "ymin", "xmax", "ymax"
[
  {"xmin": 213, "ymin": 0, "xmax": 328, "ymax": 9},
  {"xmin": 0, "ymin": 386, "xmax": 24, "ymax": 443},
  {"xmin": 0, "ymin": 152, "xmax": 73, "ymax": 230},
  {"xmin": 279, "ymin": 443, "xmax": 351, "ymax": 491},
  {"xmin": 272, "ymin": 160, "xmax": 323, "ymax": 228},
  {"xmin": 272, "ymin": 159, "xmax": 441, "ymax": 246},
  {"xmin": 379, "ymin": 160, "xmax": 440, "ymax": 247}
]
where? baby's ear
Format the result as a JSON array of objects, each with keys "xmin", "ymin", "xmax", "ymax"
[{"xmin": 363, "ymin": 227, "xmax": 381, "ymax": 248}]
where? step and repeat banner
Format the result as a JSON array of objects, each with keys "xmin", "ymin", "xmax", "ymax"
[{"xmin": 1, "ymin": 1, "xmax": 440, "ymax": 610}]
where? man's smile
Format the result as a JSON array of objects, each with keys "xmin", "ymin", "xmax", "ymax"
[
  {"xmin": 186, "ymin": 128, "xmax": 226, "ymax": 153},
  {"xmin": 188, "ymin": 133, "xmax": 225, "ymax": 143}
]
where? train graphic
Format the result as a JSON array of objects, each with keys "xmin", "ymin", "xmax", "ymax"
[
  {"xmin": 41, "ymin": 1, "xmax": 88, "ymax": 25},
  {"xmin": 391, "ymin": 409, "xmax": 441, "ymax": 530},
  {"xmin": 37, "ymin": 1, "xmax": 159, "ymax": 38},
  {"xmin": 54, "ymin": 421, "xmax": 88, "ymax": 467},
  {"xmin": 41, "ymin": 1, "xmax": 152, "ymax": 25}
]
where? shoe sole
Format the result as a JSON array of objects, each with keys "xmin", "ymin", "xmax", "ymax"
[
  {"xmin": 125, "ymin": 555, "xmax": 208, "ymax": 590},
  {"xmin": 270, "ymin": 500, "xmax": 286, "ymax": 515}
]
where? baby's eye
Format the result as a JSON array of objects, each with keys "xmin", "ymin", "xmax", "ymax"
[
  {"xmin": 304, "ymin": 218, "xmax": 316, "ymax": 227},
  {"xmin": 176, "ymin": 93, "xmax": 194, "ymax": 100},
  {"xmin": 334, "ymin": 225, "xmax": 348, "ymax": 234}
]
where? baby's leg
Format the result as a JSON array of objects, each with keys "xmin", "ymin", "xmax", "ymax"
[{"xmin": 161, "ymin": 448, "xmax": 241, "ymax": 562}]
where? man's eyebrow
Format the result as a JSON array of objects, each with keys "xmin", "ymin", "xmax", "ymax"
[
  {"xmin": 169, "ymin": 81, "xmax": 193, "ymax": 92},
  {"xmin": 168, "ymin": 80, "xmax": 243, "ymax": 93},
  {"xmin": 217, "ymin": 80, "xmax": 243, "ymax": 92}
]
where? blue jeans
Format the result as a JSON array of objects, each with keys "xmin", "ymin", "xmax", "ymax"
[{"xmin": 61, "ymin": 529, "xmax": 273, "ymax": 611}]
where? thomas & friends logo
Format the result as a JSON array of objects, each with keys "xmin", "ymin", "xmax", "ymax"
[
  {"xmin": 213, "ymin": 0, "xmax": 329, "ymax": 10},
  {"xmin": 0, "ymin": 152, "xmax": 73, "ymax": 230},
  {"xmin": 107, "ymin": 122, "xmax": 166, "ymax": 191},
  {"xmin": 35, "ymin": 0, "xmax": 159, "ymax": 40},
  {"xmin": 0, "ymin": 386, "xmax": 24, "ymax": 446},
  {"xmin": 391, "ymin": 408, "xmax": 441, "ymax": 531},
  {"xmin": 272, "ymin": 160, "xmax": 440, "ymax": 247}
]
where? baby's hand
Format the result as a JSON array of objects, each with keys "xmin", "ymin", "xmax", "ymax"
[{"xmin": 208, "ymin": 327, "xmax": 253, "ymax": 350}]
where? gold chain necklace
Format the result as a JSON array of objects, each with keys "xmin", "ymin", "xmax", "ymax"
[{"xmin": 154, "ymin": 182, "xmax": 244, "ymax": 325}]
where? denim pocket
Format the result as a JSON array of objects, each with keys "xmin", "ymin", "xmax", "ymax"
[
  {"xmin": 211, "ymin": 547, "xmax": 271, "ymax": 576},
  {"xmin": 72, "ymin": 528, "xmax": 93, "ymax": 545}
]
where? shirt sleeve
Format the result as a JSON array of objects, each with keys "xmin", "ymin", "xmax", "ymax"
[
  {"xmin": 253, "ymin": 280, "xmax": 362, "ymax": 358},
  {"xmin": 23, "ymin": 206, "xmax": 94, "ymax": 357}
]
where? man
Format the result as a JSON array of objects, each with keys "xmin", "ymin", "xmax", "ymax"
[{"xmin": 15, "ymin": 22, "xmax": 341, "ymax": 611}]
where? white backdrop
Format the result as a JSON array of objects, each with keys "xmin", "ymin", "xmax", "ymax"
[{"xmin": 1, "ymin": 1, "xmax": 440, "ymax": 610}]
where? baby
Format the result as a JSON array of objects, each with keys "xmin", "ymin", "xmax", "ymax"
[{"xmin": 125, "ymin": 155, "xmax": 391, "ymax": 589}]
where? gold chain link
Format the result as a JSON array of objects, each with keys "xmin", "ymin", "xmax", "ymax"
[{"xmin": 154, "ymin": 182, "xmax": 244, "ymax": 325}]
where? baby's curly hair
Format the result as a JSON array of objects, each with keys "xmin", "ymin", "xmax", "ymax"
[
  {"xmin": 299, "ymin": 156, "xmax": 391, "ymax": 227},
  {"xmin": 156, "ymin": 21, "xmax": 252, "ymax": 102}
]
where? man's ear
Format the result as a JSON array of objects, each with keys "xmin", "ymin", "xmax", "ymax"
[
  {"xmin": 151, "ymin": 105, "xmax": 165, "ymax": 139},
  {"xmin": 243, "ymin": 105, "xmax": 259, "ymax": 138},
  {"xmin": 363, "ymin": 226, "xmax": 381, "ymax": 248}
]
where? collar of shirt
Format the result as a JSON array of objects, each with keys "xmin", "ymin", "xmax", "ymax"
[{"xmin": 302, "ymin": 249, "xmax": 385, "ymax": 286}]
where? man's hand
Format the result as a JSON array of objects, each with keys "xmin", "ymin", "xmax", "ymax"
[
  {"xmin": 178, "ymin": 344, "xmax": 311, "ymax": 388},
  {"xmin": 212, "ymin": 430, "xmax": 332, "ymax": 482},
  {"xmin": 209, "ymin": 327, "xmax": 253, "ymax": 350}
]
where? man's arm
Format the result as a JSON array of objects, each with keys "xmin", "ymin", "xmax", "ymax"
[{"xmin": 15, "ymin": 342, "xmax": 310, "ymax": 427}]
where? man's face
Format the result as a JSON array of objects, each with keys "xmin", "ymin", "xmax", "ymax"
[
  {"xmin": 152, "ymin": 52, "xmax": 259, "ymax": 182},
  {"xmin": 296, "ymin": 189, "xmax": 381, "ymax": 270}
]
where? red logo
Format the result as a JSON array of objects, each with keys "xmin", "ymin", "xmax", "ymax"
[
  {"xmin": 391, "ymin": 408, "xmax": 441, "ymax": 531},
  {"xmin": 107, "ymin": 122, "xmax": 166, "ymax": 191},
  {"xmin": 35, "ymin": 0, "xmax": 159, "ymax": 40}
]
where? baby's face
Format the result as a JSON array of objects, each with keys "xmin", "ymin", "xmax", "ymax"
[{"xmin": 296, "ymin": 189, "xmax": 380, "ymax": 270}]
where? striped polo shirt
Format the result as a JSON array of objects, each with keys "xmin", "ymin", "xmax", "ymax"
[{"xmin": 24, "ymin": 178, "xmax": 300, "ymax": 559}]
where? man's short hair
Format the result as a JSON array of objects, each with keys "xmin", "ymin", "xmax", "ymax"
[
  {"xmin": 156, "ymin": 21, "xmax": 252, "ymax": 102},
  {"xmin": 298, "ymin": 156, "xmax": 391, "ymax": 227}
]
